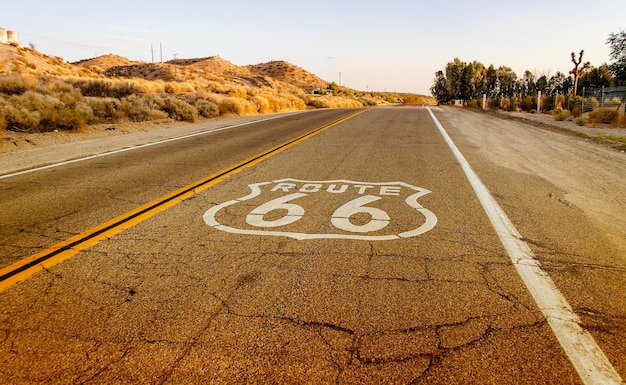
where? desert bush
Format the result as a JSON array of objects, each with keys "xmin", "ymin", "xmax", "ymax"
[
  {"xmin": 164, "ymin": 81, "xmax": 195, "ymax": 94},
  {"xmin": 0, "ymin": 104, "xmax": 41, "ymax": 131},
  {"xmin": 554, "ymin": 110, "xmax": 571, "ymax": 121},
  {"xmin": 132, "ymin": 79, "xmax": 165, "ymax": 94},
  {"xmin": 218, "ymin": 96, "xmax": 257, "ymax": 115},
  {"xmin": 69, "ymin": 79, "xmax": 140, "ymax": 98},
  {"xmin": 0, "ymin": 74, "xmax": 38, "ymax": 95},
  {"xmin": 195, "ymin": 99, "xmax": 219, "ymax": 118},
  {"xmin": 303, "ymin": 95, "xmax": 363, "ymax": 109},
  {"xmin": 252, "ymin": 95, "xmax": 272, "ymax": 113},
  {"xmin": 118, "ymin": 94, "xmax": 167, "ymax": 122},
  {"xmin": 0, "ymin": 91, "xmax": 91, "ymax": 132},
  {"xmin": 588, "ymin": 108, "xmax": 619, "ymax": 124},
  {"xmin": 162, "ymin": 96, "xmax": 198, "ymax": 122},
  {"xmin": 500, "ymin": 98, "xmax": 511, "ymax": 111},
  {"xmin": 520, "ymin": 96, "xmax": 535, "ymax": 112},
  {"xmin": 40, "ymin": 103, "xmax": 92, "ymax": 131},
  {"xmin": 86, "ymin": 97, "xmax": 123, "ymax": 123},
  {"xmin": 227, "ymin": 85, "xmax": 248, "ymax": 98},
  {"xmin": 575, "ymin": 117, "xmax": 587, "ymax": 126}
]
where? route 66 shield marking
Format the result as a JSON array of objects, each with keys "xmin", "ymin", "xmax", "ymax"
[{"xmin": 203, "ymin": 178, "xmax": 437, "ymax": 240}]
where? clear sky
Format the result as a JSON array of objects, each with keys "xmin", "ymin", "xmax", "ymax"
[{"xmin": 3, "ymin": 0, "xmax": 625, "ymax": 94}]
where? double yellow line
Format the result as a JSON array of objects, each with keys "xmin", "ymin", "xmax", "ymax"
[{"xmin": 0, "ymin": 109, "xmax": 367, "ymax": 292}]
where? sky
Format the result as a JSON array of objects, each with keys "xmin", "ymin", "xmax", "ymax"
[{"xmin": 3, "ymin": 0, "xmax": 625, "ymax": 95}]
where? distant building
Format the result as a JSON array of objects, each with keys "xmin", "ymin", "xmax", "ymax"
[{"xmin": 0, "ymin": 28, "xmax": 20, "ymax": 46}]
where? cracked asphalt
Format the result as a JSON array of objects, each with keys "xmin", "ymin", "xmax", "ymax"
[{"xmin": 0, "ymin": 106, "xmax": 624, "ymax": 384}]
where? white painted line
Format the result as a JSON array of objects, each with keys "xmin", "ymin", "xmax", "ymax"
[
  {"xmin": 0, "ymin": 112, "xmax": 304, "ymax": 180},
  {"xmin": 427, "ymin": 108, "xmax": 623, "ymax": 385}
]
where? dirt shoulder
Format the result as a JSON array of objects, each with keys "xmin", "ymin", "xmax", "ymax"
[
  {"xmin": 437, "ymin": 106, "xmax": 626, "ymax": 256},
  {"xmin": 483, "ymin": 108, "xmax": 626, "ymax": 152}
]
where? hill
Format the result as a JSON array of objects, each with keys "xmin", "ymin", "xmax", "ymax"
[
  {"xmin": 247, "ymin": 61, "xmax": 327, "ymax": 91},
  {"xmin": 0, "ymin": 44, "xmax": 84, "ymax": 76},
  {"xmin": 0, "ymin": 43, "xmax": 431, "ymax": 134}
]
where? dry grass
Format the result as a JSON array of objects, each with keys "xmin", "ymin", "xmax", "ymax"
[{"xmin": 0, "ymin": 44, "xmax": 428, "ymax": 133}]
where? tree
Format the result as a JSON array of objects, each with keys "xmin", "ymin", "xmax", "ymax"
[
  {"xmin": 445, "ymin": 58, "xmax": 466, "ymax": 101},
  {"xmin": 546, "ymin": 71, "xmax": 571, "ymax": 96},
  {"xmin": 579, "ymin": 64, "xmax": 612, "ymax": 89},
  {"xmin": 485, "ymin": 65, "xmax": 498, "ymax": 99},
  {"xmin": 536, "ymin": 75, "xmax": 548, "ymax": 94},
  {"xmin": 606, "ymin": 29, "xmax": 626, "ymax": 85},
  {"xmin": 570, "ymin": 50, "xmax": 590, "ymax": 95},
  {"xmin": 521, "ymin": 70, "xmax": 537, "ymax": 97},
  {"xmin": 497, "ymin": 66, "xmax": 517, "ymax": 98},
  {"xmin": 430, "ymin": 70, "xmax": 450, "ymax": 104}
]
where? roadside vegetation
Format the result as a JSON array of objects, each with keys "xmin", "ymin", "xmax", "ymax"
[
  {"xmin": 0, "ymin": 46, "xmax": 425, "ymax": 133},
  {"xmin": 430, "ymin": 29, "xmax": 626, "ymax": 128}
]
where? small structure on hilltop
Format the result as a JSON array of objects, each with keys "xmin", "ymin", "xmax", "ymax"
[{"xmin": 0, "ymin": 28, "xmax": 20, "ymax": 46}]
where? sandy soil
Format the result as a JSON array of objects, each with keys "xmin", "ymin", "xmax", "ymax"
[{"xmin": 437, "ymin": 107, "xmax": 626, "ymax": 254}]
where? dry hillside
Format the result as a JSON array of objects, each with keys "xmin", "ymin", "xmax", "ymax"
[
  {"xmin": 247, "ymin": 61, "xmax": 327, "ymax": 91},
  {"xmin": 0, "ymin": 43, "xmax": 431, "ymax": 135},
  {"xmin": 0, "ymin": 44, "xmax": 85, "ymax": 77}
]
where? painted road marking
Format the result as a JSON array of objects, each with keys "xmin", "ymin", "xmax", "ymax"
[
  {"xmin": 427, "ymin": 108, "xmax": 623, "ymax": 385},
  {"xmin": 0, "ymin": 112, "xmax": 304, "ymax": 180},
  {"xmin": 203, "ymin": 178, "xmax": 437, "ymax": 240},
  {"xmin": 0, "ymin": 110, "xmax": 367, "ymax": 292}
]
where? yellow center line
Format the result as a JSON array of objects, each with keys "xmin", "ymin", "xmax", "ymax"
[{"xmin": 0, "ymin": 109, "xmax": 368, "ymax": 292}]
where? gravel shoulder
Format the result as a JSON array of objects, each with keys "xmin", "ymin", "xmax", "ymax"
[{"xmin": 437, "ymin": 106, "xmax": 626, "ymax": 256}]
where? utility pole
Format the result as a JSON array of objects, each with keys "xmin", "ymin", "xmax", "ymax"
[
  {"xmin": 151, "ymin": 45, "xmax": 154, "ymax": 63},
  {"xmin": 160, "ymin": 43, "xmax": 163, "ymax": 63}
]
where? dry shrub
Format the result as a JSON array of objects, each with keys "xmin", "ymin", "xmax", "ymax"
[
  {"xmin": 132, "ymin": 79, "xmax": 165, "ymax": 94},
  {"xmin": 218, "ymin": 96, "xmax": 257, "ymax": 115},
  {"xmin": 195, "ymin": 99, "xmax": 219, "ymax": 118},
  {"xmin": 0, "ymin": 91, "xmax": 92, "ymax": 132},
  {"xmin": 554, "ymin": 110, "xmax": 571, "ymax": 121},
  {"xmin": 304, "ymin": 95, "xmax": 363, "ymax": 109},
  {"xmin": 264, "ymin": 93, "xmax": 306, "ymax": 112},
  {"xmin": 69, "ymin": 78, "xmax": 139, "ymax": 98},
  {"xmin": 162, "ymin": 96, "xmax": 198, "ymax": 122},
  {"xmin": 0, "ymin": 103, "xmax": 40, "ymax": 131},
  {"xmin": 164, "ymin": 81, "xmax": 195, "ymax": 94},
  {"xmin": 85, "ymin": 97, "xmax": 125, "ymax": 123},
  {"xmin": 205, "ymin": 81, "xmax": 227, "ymax": 93},
  {"xmin": 119, "ymin": 94, "xmax": 166, "ymax": 122},
  {"xmin": 588, "ymin": 108, "xmax": 619, "ymax": 124},
  {"xmin": 0, "ymin": 74, "xmax": 38, "ymax": 95},
  {"xmin": 227, "ymin": 85, "xmax": 248, "ymax": 98},
  {"xmin": 252, "ymin": 95, "xmax": 272, "ymax": 113}
]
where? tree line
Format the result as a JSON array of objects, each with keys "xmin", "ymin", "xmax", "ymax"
[{"xmin": 430, "ymin": 30, "xmax": 626, "ymax": 106}]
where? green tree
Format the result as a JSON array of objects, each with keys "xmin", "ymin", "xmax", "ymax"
[
  {"xmin": 521, "ymin": 70, "xmax": 537, "ymax": 97},
  {"xmin": 445, "ymin": 58, "xmax": 466, "ymax": 101},
  {"xmin": 546, "ymin": 71, "xmax": 570, "ymax": 96},
  {"xmin": 497, "ymin": 66, "xmax": 517, "ymax": 98},
  {"xmin": 430, "ymin": 70, "xmax": 450, "ymax": 104},
  {"xmin": 579, "ymin": 64, "xmax": 613, "ymax": 89},
  {"xmin": 485, "ymin": 65, "xmax": 498, "ymax": 98},
  {"xmin": 606, "ymin": 29, "xmax": 626, "ymax": 85},
  {"xmin": 536, "ymin": 75, "xmax": 548, "ymax": 93}
]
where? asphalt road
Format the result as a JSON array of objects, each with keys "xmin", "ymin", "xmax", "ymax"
[{"xmin": 0, "ymin": 106, "xmax": 623, "ymax": 384}]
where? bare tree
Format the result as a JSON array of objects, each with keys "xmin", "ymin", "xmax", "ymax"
[{"xmin": 570, "ymin": 50, "xmax": 590, "ymax": 96}]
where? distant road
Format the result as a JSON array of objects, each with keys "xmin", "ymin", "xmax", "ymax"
[{"xmin": 0, "ymin": 106, "xmax": 623, "ymax": 384}]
